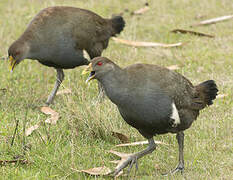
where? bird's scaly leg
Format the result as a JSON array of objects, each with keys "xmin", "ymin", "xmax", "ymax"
[
  {"xmin": 46, "ymin": 68, "xmax": 64, "ymax": 105},
  {"xmin": 163, "ymin": 131, "xmax": 184, "ymax": 175},
  {"xmin": 113, "ymin": 138, "xmax": 156, "ymax": 177}
]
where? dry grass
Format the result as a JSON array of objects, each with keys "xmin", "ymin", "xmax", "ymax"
[{"xmin": 0, "ymin": 0, "xmax": 232, "ymax": 179}]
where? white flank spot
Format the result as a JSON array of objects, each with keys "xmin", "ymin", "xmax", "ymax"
[{"xmin": 171, "ymin": 102, "xmax": 180, "ymax": 126}]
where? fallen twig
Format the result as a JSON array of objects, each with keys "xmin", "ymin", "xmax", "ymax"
[
  {"xmin": 171, "ymin": 29, "xmax": 214, "ymax": 38},
  {"xmin": 0, "ymin": 159, "xmax": 29, "ymax": 165},
  {"xmin": 0, "ymin": 88, "xmax": 7, "ymax": 91},
  {"xmin": 191, "ymin": 15, "xmax": 233, "ymax": 27},
  {"xmin": 112, "ymin": 37, "xmax": 183, "ymax": 48},
  {"xmin": 74, "ymin": 166, "xmax": 112, "ymax": 176},
  {"xmin": 115, "ymin": 140, "xmax": 168, "ymax": 147},
  {"xmin": 131, "ymin": 3, "xmax": 149, "ymax": 15},
  {"xmin": 216, "ymin": 94, "xmax": 228, "ymax": 99},
  {"xmin": 11, "ymin": 114, "xmax": 19, "ymax": 146}
]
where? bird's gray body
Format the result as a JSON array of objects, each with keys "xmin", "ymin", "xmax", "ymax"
[
  {"xmin": 87, "ymin": 57, "xmax": 218, "ymax": 175},
  {"xmin": 87, "ymin": 54, "xmax": 218, "ymax": 176},
  {"xmin": 8, "ymin": 7, "xmax": 125, "ymax": 104},
  {"xmin": 97, "ymin": 63, "xmax": 200, "ymax": 138},
  {"xmin": 14, "ymin": 6, "xmax": 117, "ymax": 68}
]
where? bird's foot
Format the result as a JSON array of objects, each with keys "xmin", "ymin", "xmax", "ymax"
[
  {"xmin": 112, "ymin": 155, "xmax": 138, "ymax": 177},
  {"xmin": 162, "ymin": 163, "xmax": 184, "ymax": 176},
  {"xmin": 46, "ymin": 95, "xmax": 54, "ymax": 106},
  {"xmin": 45, "ymin": 101, "xmax": 51, "ymax": 106}
]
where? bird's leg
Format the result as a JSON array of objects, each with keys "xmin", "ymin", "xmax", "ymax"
[
  {"xmin": 46, "ymin": 69, "xmax": 64, "ymax": 105},
  {"xmin": 113, "ymin": 138, "xmax": 156, "ymax": 177},
  {"xmin": 172, "ymin": 131, "xmax": 185, "ymax": 173},
  {"xmin": 163, "ymin": 131, "xmax": 184, "ymax": 175}
]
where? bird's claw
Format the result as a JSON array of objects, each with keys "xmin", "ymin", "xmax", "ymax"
[
  {"xmin": 162, "ymin": 164, "xmax": 184, "ymax": 176},
  {"xmin": 127, "ymin": 156, "xmax": 138, "ymax": 176},
  {"xmin": 112, "ymin": 155, "xmax": 138, "ymax": 177}
]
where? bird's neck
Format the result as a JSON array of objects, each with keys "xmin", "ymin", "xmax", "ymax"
[{"xmin": 99, "ymin": 68, "xmax": 129, "ymax": 105}]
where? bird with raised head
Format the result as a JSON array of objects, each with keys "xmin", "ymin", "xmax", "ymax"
[
  {"xmin": 83, "ymin": 57, "xmax": 218, "ymax": 176},
  {"xmin": 8, "ymin": 6, "xmax": 125, "ymax": 105}
]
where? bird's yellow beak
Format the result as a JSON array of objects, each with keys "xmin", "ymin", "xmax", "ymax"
[
  {"xmin": 9, "ymin": 56, "xmax": 17, "ymax": 72},
  {"xmin": 82, "ymin": 63, "xmax": 95, "ymax": 83}
]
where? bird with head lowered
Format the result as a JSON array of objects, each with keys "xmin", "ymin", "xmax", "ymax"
[
  {"xmin": 83, "ymin": 57, "xmax": 218, "ymax": 176},
  {"xmin": 8, "ymin": 6, "xmax": 125, "ymax": 105}
]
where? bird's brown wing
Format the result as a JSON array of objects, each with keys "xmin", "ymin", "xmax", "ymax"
[
  {"xmin": 70, "ymin": 10, "xmax": 113, "ymax": 58},
  {"xmin": 124, "ymin": 64, "xmax": 196, "ymax": 110}
]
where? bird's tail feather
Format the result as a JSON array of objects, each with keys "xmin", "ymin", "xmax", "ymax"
[
  {"xmin": 193, "ymin": 80, "xmax": 218, "ymax": 109},
  {"xmin": 110, "ymin": 16, "xmax": 125, "ymax": 36}
]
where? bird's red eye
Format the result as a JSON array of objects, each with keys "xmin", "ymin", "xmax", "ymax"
[
  {"xmin": 15, "ymin": 51, "xmax": 20, "ymax": 55},
  {"xmin": 97, "ymin": 61, "xmax": 103, "ymax": 66}
]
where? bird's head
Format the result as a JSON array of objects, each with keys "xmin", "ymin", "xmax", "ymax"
[
  {"xmin": 8, "ymin": 41, "xmax": 30, "ymax": 71},
  {"xmin": 82, "ymin": 57, "xmax": 116, "ymax": 83}
]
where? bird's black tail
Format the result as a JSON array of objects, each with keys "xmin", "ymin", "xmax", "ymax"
[
  {"xmin": 195, "ymin": 80, "xmax": 218, "ymax": 107},
  {"xmin": 110, "ymin": 16, "xmax": 125, "ymax": 36}
]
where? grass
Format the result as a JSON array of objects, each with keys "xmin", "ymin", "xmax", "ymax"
[{"xmin": 0, "ymin": 0, "xmax": 232, "ymax": 179}]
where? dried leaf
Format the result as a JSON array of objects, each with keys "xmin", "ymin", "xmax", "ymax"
[
  {"xmin": 41, "ymin": 107, "xmax": 59, "ymax": 125},
  {"xmin": 57, "ymin": 89, "xmax": 72, "ymax": 95},
  {"xmin": 171, "ymin": 29, "xmax": 214, "ymax": 38},
  {"xmin": 191, "ymin": 15, "xmax": 233, "ymax": 27},
  {"xmin": 41, "ymin": 106, "xmax": 55, "ymax": 114},
  {"xmin": 25, "ymin": 124, "xmax": 39, "ymax": 136},
  {"xmin": 112, "ymin": 37, "xmax": 183, "ymax": 48},
  {"xmin": 166, "ymin": 65, "xmax": 180, "ymax": 70},
  {"xmin": 78, "ymin": 166, "xmax": 112, "ymax": 176},
  {"xmin": 216, "ymin": 94, "xmax": 228, "ymax": 99},
  {"xmin": 115, "ymin": 140, "xmax": 168, "ymax": 147},
  {"xmin": 154, "ymin": 164, "xmax": 160, "ymax": 170},
  {"xmin": 132, "ymin": 3, "xmax": 149, "ymax": 15},
  {"xmin": 0, "ymin": 159, "xmax": 29, "ymax": 165},
  {"xmin": 111, "ymin": 131, "xmax": 129, "ymax": 143}
]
